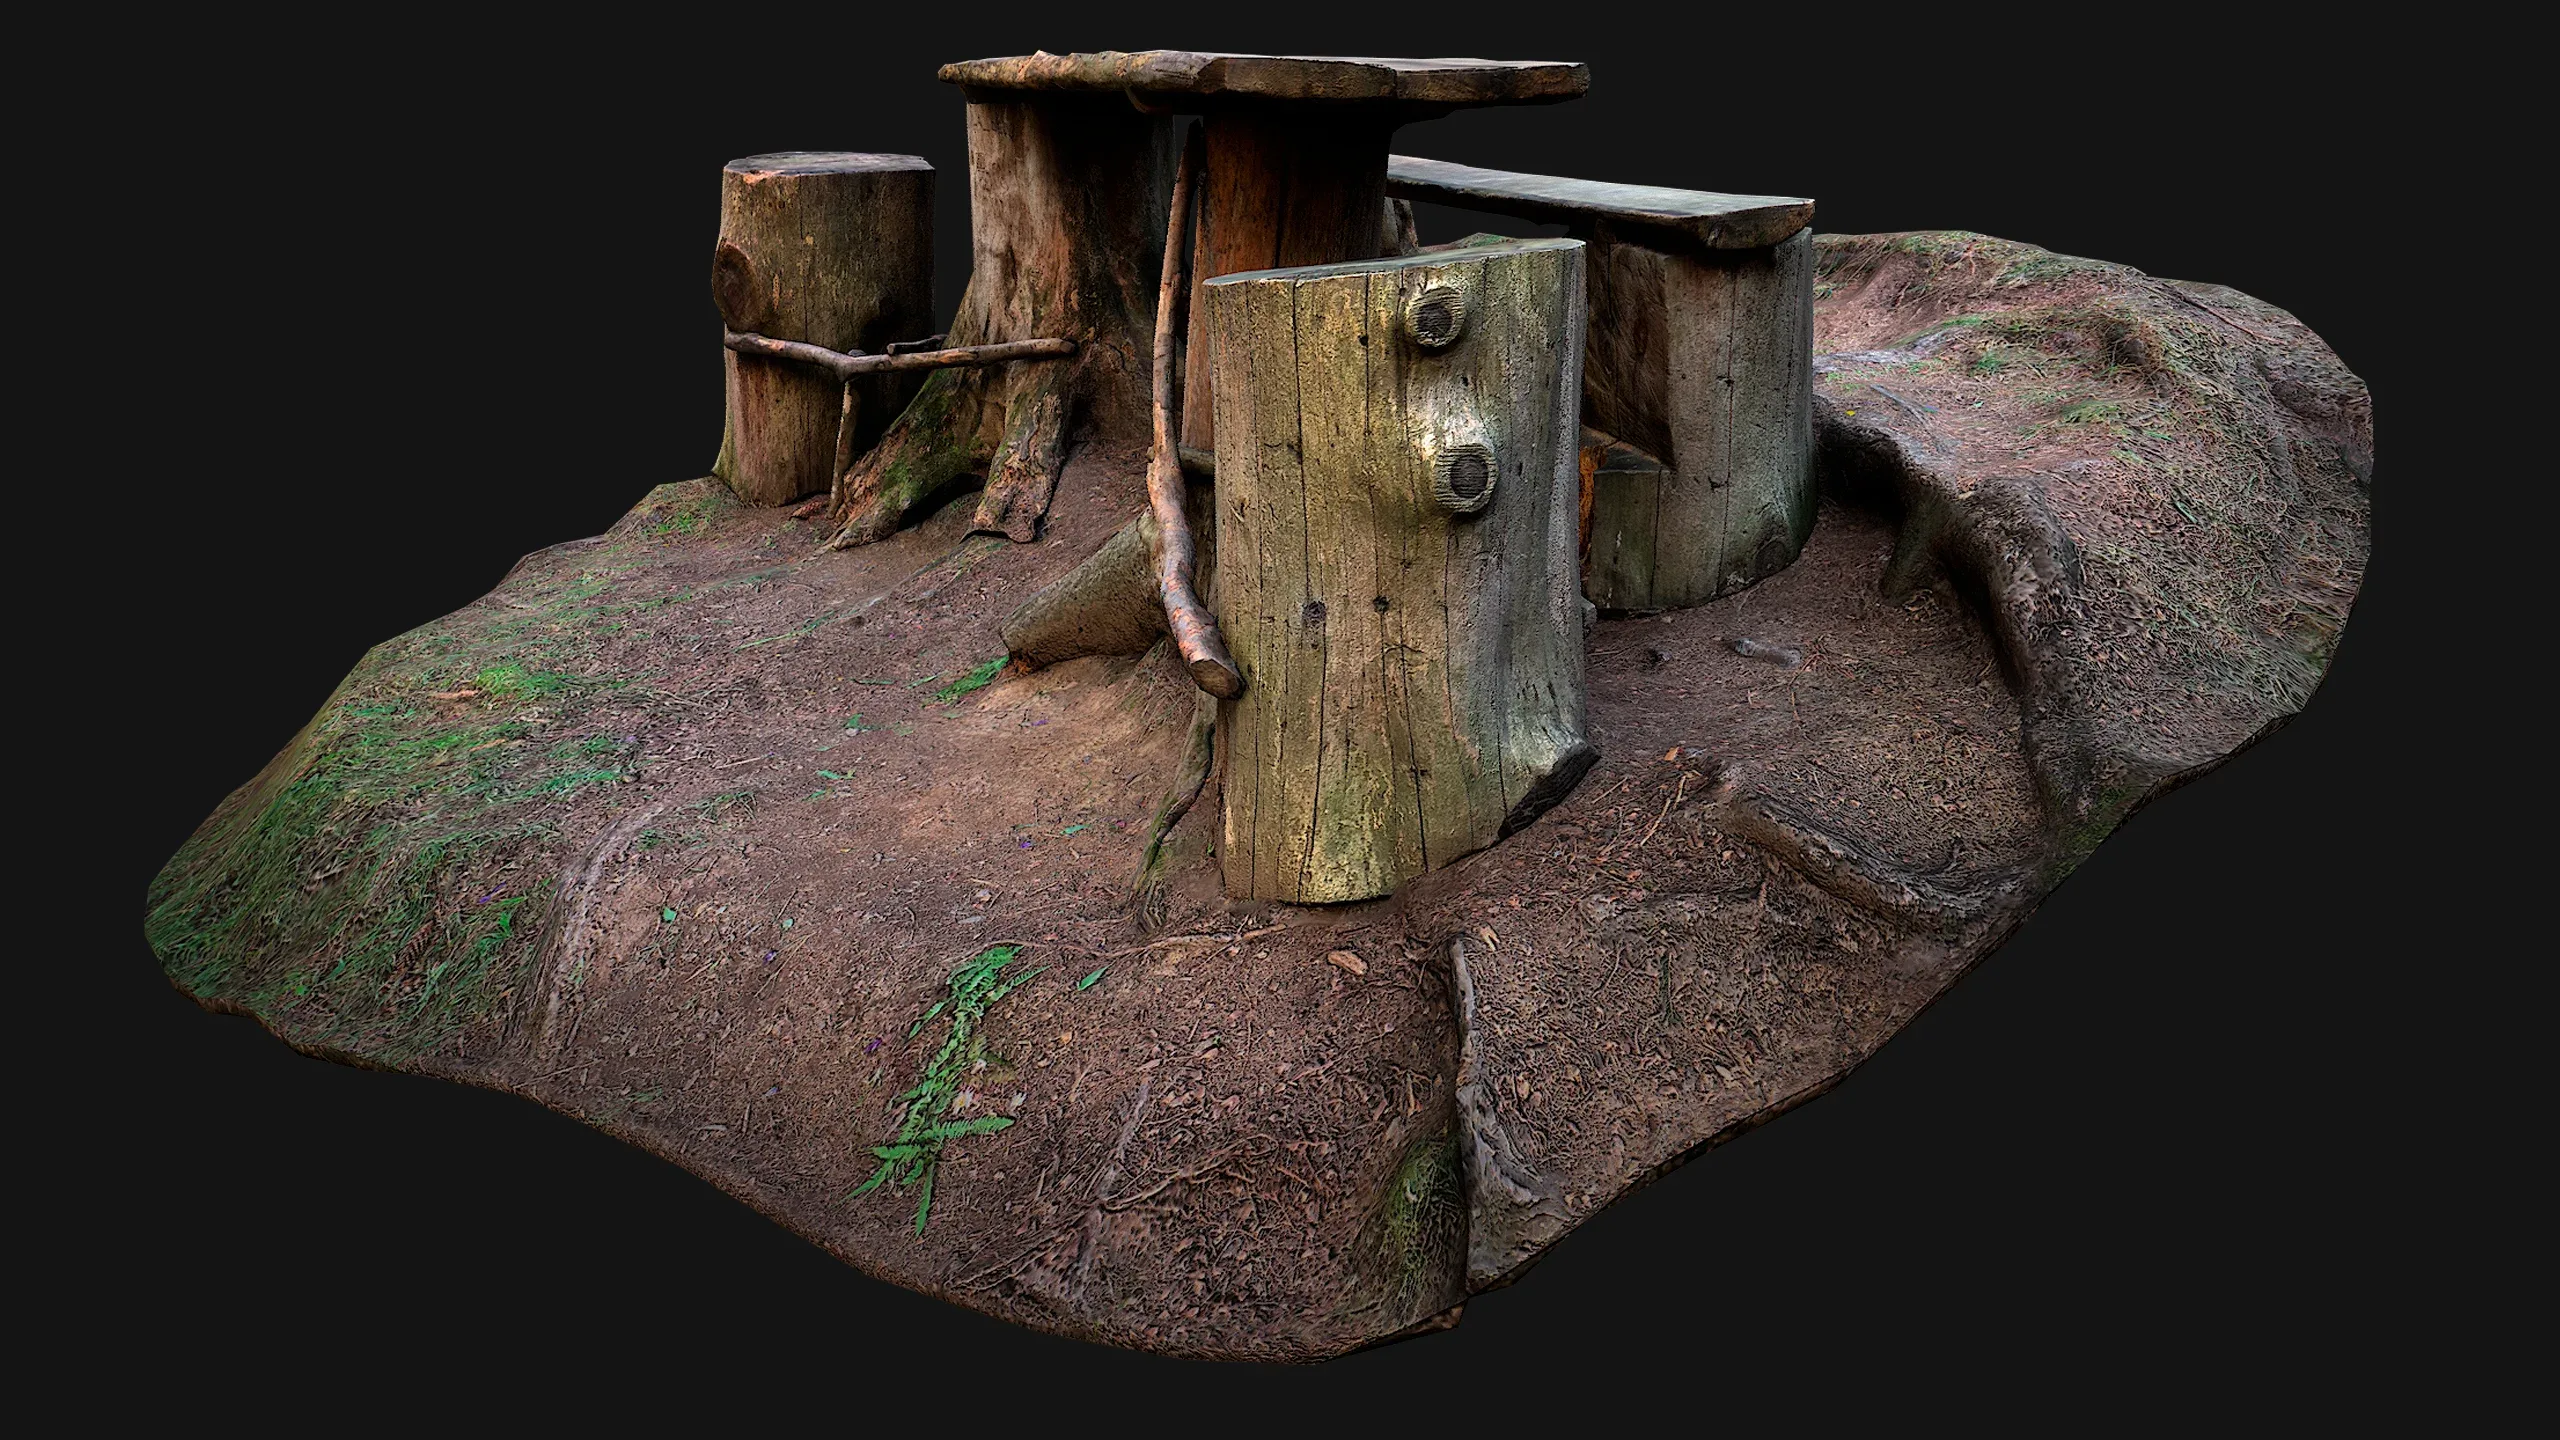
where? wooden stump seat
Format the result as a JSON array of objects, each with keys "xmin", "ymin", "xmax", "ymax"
[{"xmin": 1388, "ymin": 155, "xmax": 1817, "ymax": 610}]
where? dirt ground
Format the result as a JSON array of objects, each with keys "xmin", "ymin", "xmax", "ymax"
[{"xmin": 148, "ymin": 230, "xmax": 2369, "ymax": 1360}]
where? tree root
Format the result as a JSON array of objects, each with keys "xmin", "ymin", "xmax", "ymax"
[
  {"xmin": 1000, "ymin": 510, "xmax": 1166, "ymax": 669},
  {"xmin": 1001, "ymin": 473, "xmax": 1217, "ymax": 673},
  {"xmin": 978, "ymin": 371, "xmax": 1072, "ymax": 543},
  {"xmin": 1132, "ymin": 690, "xmax": 1216, "ymax": 927},
  {"xmin": 826, "ymin": 366, "xmax": 994, "ymax": 548},
  {"xmin": 1717, "ymin": 787, "xmax": 2013, "ymax": 930},
  {"xmin": 1443, "ymin": 934, "xmax": 1569, "ymax": 1290},
  {"xmin": 1814, "ymin": 393, "xmax": 2170, "ymax": 855}
]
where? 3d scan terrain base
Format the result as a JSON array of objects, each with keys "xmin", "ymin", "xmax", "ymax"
[{"xmin": 149, "ymin": 230, "xmax": 2368, "ymax": 1359}]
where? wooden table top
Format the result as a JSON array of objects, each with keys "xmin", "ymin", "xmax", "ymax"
[{"xmin": 939, "ymin": 52, "xmax": 1588, "ymax": 108}]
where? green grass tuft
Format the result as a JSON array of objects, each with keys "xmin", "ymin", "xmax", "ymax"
[
  {"xmin": 472, "ymin": 663, "xmax": 572, "ymax": 700},
  {"xmin": 929, "ymin": 655, "xmax": 1010, "ymax": 703}
]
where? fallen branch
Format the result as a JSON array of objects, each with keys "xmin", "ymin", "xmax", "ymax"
[
  {"xmin": 1148, "ymin": 123, "xmax": 1243, "ymax": 699},
  {"xmin": 722, "ymin": 328, "xmax": 1076, "ymax": 381}
]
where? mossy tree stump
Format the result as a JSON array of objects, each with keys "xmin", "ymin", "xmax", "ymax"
[
  {"xmin": 1206, "ymin": 237, "xmax": 1597, "ymax": 904},
  {"xmin": 1387, "ymin": 157, "xmax": 1817, "ymax": 609},
  {"xmin": 711, "ymin": 153, "xmax": 934, "ymax": 507}
]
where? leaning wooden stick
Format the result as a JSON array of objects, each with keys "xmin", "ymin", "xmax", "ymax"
[
  {"xmin": 1150, "ymin": 123, "xmax": 1243, "ymax": 699},
  {"xmin": 827, "ymin": 384, "xmax": 860, "ymax": 496}
]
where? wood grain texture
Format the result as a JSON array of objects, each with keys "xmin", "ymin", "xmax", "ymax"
[
  {"xmin": 1386, "ymin": 155, "xmax": 1811, "ymax": 253},
  {"xmin": 1581, "ymin": 226, "xmax": 1815, "ymax": 609},
  {"xmin": 1178, "ymin": 108, "xmax": 1395, "ymax": 452},
  {"xmin": 714, "ymin": 153, "xmax": 933, "ymax": 507},
  {"xmin": 1208, "ymin": 238, "xmax": 1596, "ymax": 903},
  {"xmin": 940, "ymin": 52, "xmax": 1587, "ymax": 108}
]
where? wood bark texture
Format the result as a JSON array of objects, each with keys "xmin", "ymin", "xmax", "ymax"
[
  {"xmin": 1207, "ymin": 237, "xmax": 1597, "ymax": 904},
  {"xmin": 1582, "ymin": 225, "xmax": 1815, "ymax": 609},
  {"xmin": 829, "ymin": 96, "xmax": 1176, "ymax": 547},
  {"xmin": 713, "ymin": 153, "xmax": 933, "ymax": 507},
  {"xmin": 1179, "ymin": 107, "xmax": 1396, "ymax": 453}
]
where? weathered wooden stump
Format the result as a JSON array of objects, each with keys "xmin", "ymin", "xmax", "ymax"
[
  {"xmin": 1388, "ymin": 157, "xmax": 1816, "ymax": 609},
  {"xmin": 711, "ymin": 153, "xmax": 934, "ymax": 507},
  {"xmin": 1206, "ymin": 237, "xmax": 1596, "ymax": 903}
]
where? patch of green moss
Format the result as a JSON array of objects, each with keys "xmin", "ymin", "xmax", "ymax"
[
  {"xmin": 472, "ymin": 662, "xmax": 572, "ymax": 700},
  {"xmin": 147, "ymin": 585, "xmax": 647, "ymax": 1057},
  {"xmin": 1341, "ymin": 1129, "xmax": 1467, "ymax": 1327}
]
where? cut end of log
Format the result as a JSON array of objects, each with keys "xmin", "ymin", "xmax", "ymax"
[
  {"xmin": 724, "ymin": 151, "xmax": 933, "ymax": 179},
  {"xmin": 1188, "ymin": 654, "xmax": 1244, "ymax": 699}
]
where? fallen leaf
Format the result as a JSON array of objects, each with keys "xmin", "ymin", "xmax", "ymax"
[
  {"xmin": 1324, "ymin": 950, "xmax": 1366, "ymax": 976},
  {"xmin": 1475, "ymin": 926, "xmax": 1500, "ymax": 951}
]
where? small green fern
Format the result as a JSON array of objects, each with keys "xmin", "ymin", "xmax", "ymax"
[{"xmin": 853, "ymin": 944, "xmax": 1043, "ymax": 1233}]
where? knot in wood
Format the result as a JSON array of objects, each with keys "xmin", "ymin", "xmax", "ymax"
[
  {"xmin": 711, "ymin": 241, "xmax": 769, "ymax": 333},
  {"xmin": 1432, "ymin": 441, "xmax": 1498, "ymax": 516},
  {"xmin": 1406, "ymin": 284, "xmax": 1468, "ymax": 350}
]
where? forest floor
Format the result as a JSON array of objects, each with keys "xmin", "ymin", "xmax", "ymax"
[{"xmin": 148, "ymin": 230, "xmax": 2368, "ymax": 1359}]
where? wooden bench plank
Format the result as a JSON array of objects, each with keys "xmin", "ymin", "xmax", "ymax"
[{"xmin": 1387, "ymin": 155, "xmax": 1812, "ymax": 251}]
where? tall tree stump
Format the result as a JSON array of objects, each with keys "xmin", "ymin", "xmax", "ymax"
[
  {"xmin": 1206, "ymin": 237, "xmax": 1597, "ymax": 904},
  {"xmin": 711, "ymin": 153, "xmax": 933, "ymax": 508},
  {"xmin": 930, "ymin": 54, "xmax": 1590, "ymax": 470},
  {"xmin": 827, "ymin": 93, "xmax": 1179, "ymax": 546},
  {"xmin": 1386, "ymin": 157, "xmax": 1817, "ymax": 609}
]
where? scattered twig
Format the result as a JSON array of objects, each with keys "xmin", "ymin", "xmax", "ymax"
[
  {"xmin": 1637, "ymin": 772, "xmax": 1688, "ymax": 850},
  {"xmin": 1103, "ymin": 1145, "xmax": 1246, "ymax": 1211},
  {"xmin": 1110, "ymin": 923, "xmax": 1288, "ymax": 958},
  {"xmin": 2164, "ymin": 284, "xmax": 2277, "ymax": 342}
]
